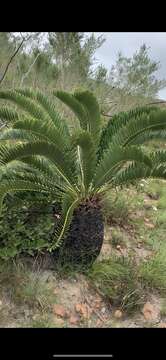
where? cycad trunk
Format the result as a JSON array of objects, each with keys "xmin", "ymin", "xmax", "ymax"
[{"xmin": 53, "ymin": 201, "xmax": 104, "ymax": 268}]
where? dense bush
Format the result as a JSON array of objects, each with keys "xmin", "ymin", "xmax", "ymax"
[{"xmin": 0, "ymin": 193, "xmax": 59, "ymax": 260}]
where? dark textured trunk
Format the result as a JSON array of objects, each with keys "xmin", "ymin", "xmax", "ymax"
[{"xmin": 53, "ymin": 201, "xmax": 104, "ymax": 268}]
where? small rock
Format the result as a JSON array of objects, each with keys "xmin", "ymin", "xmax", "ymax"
[
  {"xmin": 145, "ymin": 222, "xmax": 155, "ymax": 229},
  {"xmin": 116, "ymin": 245, "xmax": 121, "ymax": 250},
  {"xmin": 101, "ymin": 307, "xmax": 106, "ymax": 314},
  {"xmin": 152, "ymin": 206, "xmax": 157, "ymax": 211},
  {"xmin": 69, "ymin": 315, "xmax": 79, "ymax": 325},
  {"xmin": 142, "ymin": 302, "xmax": 159, "ymax": 321},
  {"xmin": 114, "ymin": 310, "xmax": 123, "ymax": 319},
  {"xmin": 53, "ymin": 304, "xmax": 66, "ymax": 318}
]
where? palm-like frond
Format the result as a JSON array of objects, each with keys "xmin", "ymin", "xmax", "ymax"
[
  {"xmin": 1, "ymin": 88, "xmax": 166, "ymax": 250},
  {"xmin": 71, "ymin": 130, "xmax": 97, "ymax": 193},
  {"xmin": 0, "ymin": 141, "xmax": 76, "ymax": 189},
  {"xmin": 93, "ymin": 145, "xmax": 152, "ymax": 190},
  {"xmin": 15, "ymin": 88, "xmax": 70, "ymax": 137},
  {"xmin": 54, "ymin": 90, "xmax": 101, "ymax": 145},
  {"xmin": 98, "ymin": 106, "xmax": 158, "ymax": 160},
  {"xmin": 111, "ymin": 110, "xmax": 166, "ymax": 147}
]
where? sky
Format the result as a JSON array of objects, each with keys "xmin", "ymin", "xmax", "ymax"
[{"xmin": 92, "ymin": 32, "xmax": 166, "ymax": 99}]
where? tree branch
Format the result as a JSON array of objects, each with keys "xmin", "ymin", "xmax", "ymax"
[
  {"xmin": 20, "ymin": 52, "xmax": 41, "ymax": 87},
  {"xmin": 0, "ymin": 37, "xmax": 25, "ymax": 85}
]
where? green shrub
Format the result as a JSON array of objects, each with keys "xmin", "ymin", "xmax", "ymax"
[
  {"xmin": 0, "ymin": 193, "xmax": 59, "ymax": 260},
  {"xmin": 88, "ymin": 257, "xmax": 144, "ymax": 313}
]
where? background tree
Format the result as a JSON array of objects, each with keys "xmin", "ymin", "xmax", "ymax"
[{"xmin": 109, "ymin": 44, "xmax": 166, "ymax": 98}]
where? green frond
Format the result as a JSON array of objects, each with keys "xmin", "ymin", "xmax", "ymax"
[
  {"xmin": 0, "ymin": 141, "xmax": 76, "ymax": 189},
  {"xmin": 71, "ymin": 130, "xmax": 97, "ymax": 193},
  {"xmin": 53, "ymin": 90, "xmax": 88, "ymax": 130},
  {"xmin": 50, "ymin": 194, "xmax": 80, "ymax": 250},
  {"xmin": 54, "ymin": 90, "xmax": 102, "ymax": 145},
  {"xmin": 0, "ymin": 90, "xmax": 50, "ymax": 122},
  {"xmin": 21, "ymin": 156, "xmax": 69, "ymax": 193},
  {"xmin": 0, "ymin": 106, "xmax": 19, "ymax": 124},
  {"xmin": 0, "ymin": 179, "xmax": 53, "ymax": 216},
  {"xmin": 0, "ymin": 128, "xmax": 39, "ymax": 143},
  {"xmin": 93, "ymin": 145, "xmax": 152, "ymax": 190},
  {"xmin": 128, "ymin": 129, "xmax": 166, "ymax": 145},
  {"xmin": 111, "ymin": 162, "xmax": 151, "ymax": 188},
  {"xmin": 13, "ymin": 116, "xmax": 69, "ymax": 151},
  {"xmin": 15, "ymin": 88, "xmax": 70, "ymax": 138},
  {"xmin": 111, "ymin": 109, "xmax": 166, "ymax": 147},
  {"xmin": 98, "ymin": 106, "xmax": 159, "ymax": 160},
  {"xmin": 74, "ymin": 91, "xmax": 101, "ymax": 144},
  {"xmin": 0, "ymin": 160, "xmax": 64, "ymax": 198}
]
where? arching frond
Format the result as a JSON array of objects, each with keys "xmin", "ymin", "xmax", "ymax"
[
  {"xmin": 98, "ymin": 106, "xmax": 159, "ymax": 160},
  {"xmin": 93, "ymin": 145, "xmax": 152, "ymax": 189},
  {"xmin": 15, "ymin": 88, "xmax": 70, "ymax": 138},
  {"xmin": 0, "ymin": 141, "xmax": 76, "ymax": 189},
  {"xmin": 53, "ymin": 90, "xmax": 88, "ymax": 130},
  {"xmin": 0, "ymin": 106, "xmax": 19, "ymax": 123},
  {"xmin": 71, "ymin": 130, "xmax": 97, "ymax": 193},
  {"xmin": 50, "ymin": 193, "xmax": 80, "ymax": 250},
  {"xmin": 0, "ymin": 128, "xmax": 40, "ymax": 142},
  {"xmin": 0, "ymin": 90, "xmax": 49, "ymax": 122},
  {"xmin": 0, "ymin": 179, "xmax": 55, "ymax": 216},
  {"xmin": 74, "ymin": 91, "xmax": 101, "ymax": 145},
  {"xmin": 13, "ymin": 116, "xmax": 69, "ymax": 151},
  {"xmin": 110, "ymin": 110, "xmax": 166, "ymax": 147}
]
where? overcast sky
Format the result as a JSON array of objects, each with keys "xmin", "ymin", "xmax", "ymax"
[{"xmin": 92, "ymin": 32, "xmax": 166, "ymax": 99}]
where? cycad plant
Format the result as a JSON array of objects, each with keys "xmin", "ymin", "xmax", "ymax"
[{"xmin": 1, "ymin": 88, "xmax": 166, "ymax": 266}]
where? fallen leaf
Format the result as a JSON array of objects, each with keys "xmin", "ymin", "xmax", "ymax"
[
  {"xmin": 142, "ymin": 302, "xmax": 158, "ymax": 320},
  {"xmin": 75, "ymin": 303, "xmax": 91, "ymax": 319},
  {"xmin": 114, "ymin": 310, "xmax": 123, "ymax": 319},
  {"xmin": 53, "ymin": 304, "xmax": 66, "ymax": 318},
  {"xmin": 158, "ymin": 322, "xmax": 166, "ymax": 328}
]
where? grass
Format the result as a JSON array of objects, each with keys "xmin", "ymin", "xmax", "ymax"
[
  {"xmin": 101, "ymin": 192, "xmax": 131, "ymax": 224},
  {"xmin": 139, "ymin": 244, "xmax": 166, "ymax": 294},
  {"xmin": 88, "ymin": 256, "xmax": 145, "ymax": 314},
  {"xmin": 0, "ymin": 261, "xmax": 56, "ymax": 311},
  {"xmin": 110, "ymin": 228, "xmax": 129, "ymax": 247}
]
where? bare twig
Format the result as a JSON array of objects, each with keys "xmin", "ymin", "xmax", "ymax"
[
  {"xmin": 146, "ymin": 101, "xmax": 166, "ymax": 106},
  {"xmin": 101, "ymin": 112, "xmax": 113, "ymax": 118},
  {"xmin": 20, "ymin": 52, "xmax": 41, "ymax": 87},
  {"xmin": 0, "ymin": 38, "xmax": 25, "ymax": 85}
]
